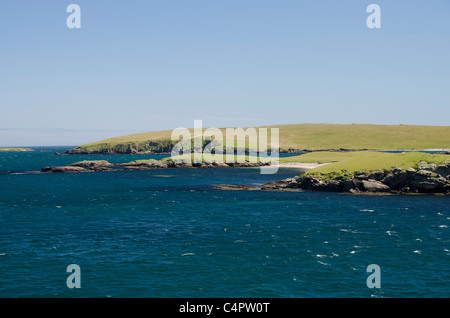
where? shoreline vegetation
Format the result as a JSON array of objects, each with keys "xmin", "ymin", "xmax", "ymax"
[{"xmin": 0, "ymin": 148, "xmax": 34, "ymax": 152}]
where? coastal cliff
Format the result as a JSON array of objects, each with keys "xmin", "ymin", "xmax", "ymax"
[{"xmin": 64, "ymin": 140, "xmax": 174, "ymax": 155}]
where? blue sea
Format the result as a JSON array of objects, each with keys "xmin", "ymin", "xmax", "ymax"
[{"xmin": 0, "ymin": 147, "xmax": 449, "ymax": 298}]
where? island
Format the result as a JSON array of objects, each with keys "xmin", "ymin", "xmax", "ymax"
[
  {"xmin": 41, "ymin": 157, "xmax": 270, "ymax": 173},
  {"xmin": 45, "ymin": 123, "xmax": 450, "ymax": 194},
  {"xmin": 63, "ymin": 124, "xmax": 450, "ymax": 155},
  {"xmin": 0, "ymin": 147, "xmax": 34, "ymax": 152}
]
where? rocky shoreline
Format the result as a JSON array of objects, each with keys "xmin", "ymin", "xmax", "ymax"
[
  {"xmin": 250, "ymin": 161, "xmax": 450, "ymax": 194},
  {"xmin": 41, "ymin": 160, "xmax": 269, "ymax": 173},
  {"xmin": 41, "ymin": 159, "xmax": 450, "ymax": 195}
]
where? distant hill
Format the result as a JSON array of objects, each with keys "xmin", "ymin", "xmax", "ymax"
[
  {"xmin": 65, "ymin": 124, "xmax": 450, "ymax": 155},
  {"xmin": 0, "ymin": 148, "xmax": 34, "ymax": 152}
]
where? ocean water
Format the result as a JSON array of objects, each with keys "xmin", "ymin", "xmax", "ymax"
[{"xmin": 0, "ymin": 147, "xmax": 449, "ymax": 298}]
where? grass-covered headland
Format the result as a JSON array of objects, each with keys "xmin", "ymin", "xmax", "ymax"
[
  {"xmin": 271, "ymin": 151, "xmax": 450, "ymax": 194},
  {"xmin": 65, "ymin": 124, "xmax": 450, "ymax": 155}
]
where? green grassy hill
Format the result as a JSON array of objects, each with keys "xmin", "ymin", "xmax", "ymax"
[
  {"xmin": 66, "ymin": 124, "xmax": 450, "ymax": 154},
  {"xmin": 281, "ymin": 151, "xmax": 450, "ymax": 180}
]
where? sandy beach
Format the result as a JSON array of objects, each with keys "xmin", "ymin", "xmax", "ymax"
[{"xmin": 278, "ymin": 162, "xmax": 331, "ymax": 169}]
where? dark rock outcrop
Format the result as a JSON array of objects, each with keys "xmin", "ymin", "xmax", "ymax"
[
  {"xmin": 42, "ymin": 159, "xmax": 270, "ymax": 173},
  {"xmin": 263, "ymin": 161, "xmax": 450, "ymax": 194},
  {"xmin": 41, "ymin": 166, "xmax": 91, "ymax": 173},
  {"xmin": 216, "ymin": 184, "xmax": 260, "ymax": 190},
  {"xmin": 92, "ymin": 167, "xmax": 114, "ymax": 172}
]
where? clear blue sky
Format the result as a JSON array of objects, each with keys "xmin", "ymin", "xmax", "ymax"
[{"xmin": 1, "ymin": 0, "xmax": 450, "ymax": 146}]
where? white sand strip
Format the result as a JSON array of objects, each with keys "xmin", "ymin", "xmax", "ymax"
[{"xmin": 278, "ymin": 162, "xmax": 332, "ymax": 169}]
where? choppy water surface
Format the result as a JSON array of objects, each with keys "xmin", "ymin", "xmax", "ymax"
[{"xmin": 0, "ymin": 148, "xmax": 448, "ymax": 297}]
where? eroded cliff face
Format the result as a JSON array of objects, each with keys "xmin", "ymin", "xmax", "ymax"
[{"xmin": 64, "ymin": 140, "xmax": 175, "ymax": 155}]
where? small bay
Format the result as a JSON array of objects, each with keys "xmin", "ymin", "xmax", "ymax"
[{"xmin": 0, "ymin": 148, "xmax": 449, "ymax": 297}]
